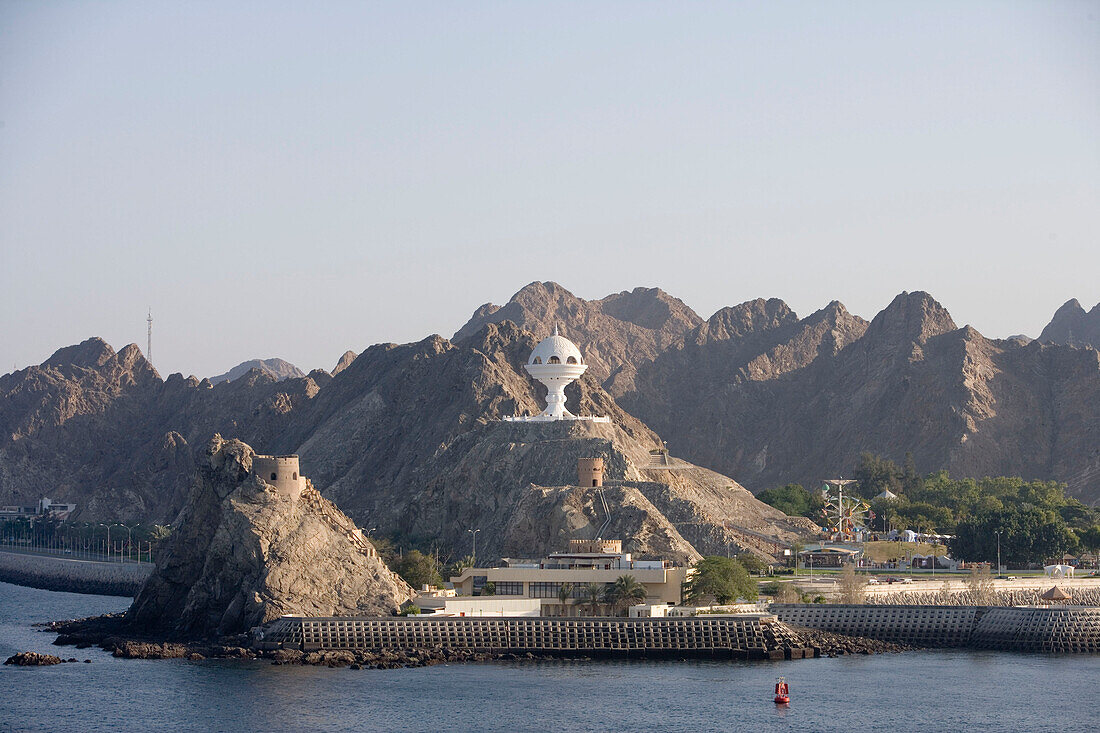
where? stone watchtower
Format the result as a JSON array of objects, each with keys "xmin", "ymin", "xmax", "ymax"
[
  {"xmin": 252, "ymin": 454, "xmax": 304, "ymax": 500},
  {"xmin": 577, "ymin": 457, "xmax": 604, "ymax": 487}
]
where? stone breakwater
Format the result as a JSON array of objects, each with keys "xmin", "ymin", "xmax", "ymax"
[
  {"xmin": 0, "ymin": 551, "xmax": 150, "ymax": 597},
  {"xmin": 772, "ymin": 604, "xmax": 1100, "ymax": 653},
  {"xmin": 256, "ymin": 615, "xmax": 822, "ymax": 661},
  {"xmin": 47, "ymin": 613, "xmax": 906, "ymax": 667}
]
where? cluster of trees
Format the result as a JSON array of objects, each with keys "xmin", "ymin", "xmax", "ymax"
[
  {"xmin": 757, "ymin": 452, "xmax": 1100, "ymax": 564},
  {"xmin": 683, "ymin": 556, "xmax": 758, "ymax": 605}
]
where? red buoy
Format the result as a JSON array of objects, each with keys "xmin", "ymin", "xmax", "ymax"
[{"xmin": 774, "ymin": 676, "xmax": 790, "ymax": 705}]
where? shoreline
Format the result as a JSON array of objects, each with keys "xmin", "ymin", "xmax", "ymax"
[{"xmin": 42, "ymin": 613, "xmax": 909, "ymax": 669}]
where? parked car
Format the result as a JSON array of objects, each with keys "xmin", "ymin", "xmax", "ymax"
[{"xmin": 867, "ymin": 577, "xmax": 880, "ymax": 584}]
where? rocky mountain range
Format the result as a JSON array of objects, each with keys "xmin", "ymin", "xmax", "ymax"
[
  {"xmin": 1, "ymin": 283, "xmax": 1097, "ymax": 562},
  {"xmin": 1040, "ymin": 299, "xmax": 1100, "ymax": 350},
  {"xmin": 459, "ymin": 284, "xmax": 1100, "ymax": 504},
  {"xmin": 208, "ymin": 358, "xmax": 305, "ymax": 385}
]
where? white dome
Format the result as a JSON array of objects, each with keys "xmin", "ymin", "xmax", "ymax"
[{"xmin": 528, "ymin": 333, "xmax": 583, "ymax": 366}]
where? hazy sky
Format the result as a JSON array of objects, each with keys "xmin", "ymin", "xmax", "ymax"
[{"xmin": 2, "ymin": 1, "xmax": 1097, "ymax": 378}]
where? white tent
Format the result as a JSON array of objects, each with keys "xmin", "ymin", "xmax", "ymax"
[{"xmin": 1043, "ymin": 564, "xmax": 1075, "ymax": 579}]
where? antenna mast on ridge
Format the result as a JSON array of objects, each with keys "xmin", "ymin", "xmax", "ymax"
[{"xmin": 147, "ymin": 309, "xmax": 153, "ymax": 366}]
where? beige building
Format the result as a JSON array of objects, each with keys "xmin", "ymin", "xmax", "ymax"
[{"xmin": 449, "ymin": 540, "xmax": 691, "ymax": 616}]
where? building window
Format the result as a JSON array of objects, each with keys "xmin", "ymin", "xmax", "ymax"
[
  {"xmin": 532, "ymin": 357, "xmax": 542, "ymax": 364},
  {"xmin": 528, "ymin": 582, "xmax": 562, "ymax": 598},
  {"xmin": 292, "ymin": 472, "xmax": 298, "ymax": 480},
  {"xmin": 567, "ymin": 356, "xmax": 577, "ymax": 364},
  {"xmin": 548, "ymin": 356, "xmax": 560, "ymax": 364},
  {"xmin": 495, "ymin": 582, "xmax": 523, "ymax": 595},
  {"xmin": 270, "ymin": 472, "xmax": 277, "ymax": 480}
]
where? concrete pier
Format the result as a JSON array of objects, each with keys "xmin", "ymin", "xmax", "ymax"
[
  {"xmin": 256, "ymin": 615, "xmax": 815, "ymax": 659},
  {"xmin": 772, "ymin": 604, "xmax": 1100, "ymax": 653}
]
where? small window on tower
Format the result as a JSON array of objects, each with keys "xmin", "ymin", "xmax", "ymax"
[
  {"xmin": 533, "ymin": 357, "xmax": 542, "ymax": 364},
  {"xmin": 592, "ymin": 479, "xmax": 598, "ymax": 487},
  {"xmin": 271, "ymin": 472, "xmax": 277, "ymax": 481},
  {"xmin": 567, "ymin": 356, "xmax": 577, "ymax": 364},
  {"xmin": 293, "ymin": 472, "xmax": 298, "ymax": 480},
  {"xmin": 549, "ymin": 356, "xmax": 561, "ymax": 364}
]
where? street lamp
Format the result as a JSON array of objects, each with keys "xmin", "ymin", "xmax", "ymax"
[
  {"xmin": 995, "ymin": 530, "xmax": 1002, "ymax": 575},
  {"xmin": 467, "ymin": 528, "xmax": 481, "ymax": 566},
  {"xmin": 97, "ymin": 524, "xmax": 112, "ymax": 562}
]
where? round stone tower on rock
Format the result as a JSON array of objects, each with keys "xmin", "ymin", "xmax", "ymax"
[
  {"xmin": 251, "ymin": 455, "xmax": 303, "ymax": 500},
  {"xmin": 578, "ymin": 457, "xmax": 604, "ymax": 487}
]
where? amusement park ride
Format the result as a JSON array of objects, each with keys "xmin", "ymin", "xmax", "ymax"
[{"xmin": 820, "ymin": 479, "xmax": 870, "ymax": 542}]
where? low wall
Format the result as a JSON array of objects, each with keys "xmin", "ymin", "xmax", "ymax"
[
  {"xmin": 772, "ymin": 603, "xmax": 1100, "ymax": 653},
  {"xmin": 972, "ymin": 607, "xmax": 1100, "ymax": 653},
  {"xmin": 773, "ymin": 604, "xmax": 978, "ymax": 646},
  {"xmin": 0, "ymin": 551, "xmax": 151, "ymax": 597},
  {"xmin": 258, "ymin": 615, "xmax": 814, "ymax": 660}
]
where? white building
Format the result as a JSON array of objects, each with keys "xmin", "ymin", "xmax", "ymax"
[
  {"xmin": 449, "ymin": 540, "xmax": 690, "ymax": 616},
  {"xmin": 504, "ymin": 327, "xmax": 609, "ymax": 423}
]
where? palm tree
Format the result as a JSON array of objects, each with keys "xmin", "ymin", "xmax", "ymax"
[
  {"xmin": 584, "ymin": 582, "xmax": 605, "ymax": 616},
  {"xmin": 557, "ymin": 582, "xmax": 574, "ymax": 617},
  {"xmin": 609, "ymin": 575, "xmax": 648, "ymax": 616}
]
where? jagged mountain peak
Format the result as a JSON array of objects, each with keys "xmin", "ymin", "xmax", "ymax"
[
  {"xmin": 695, "ymin": 298, "xmax": 797, "ymax": 344},
  {"xmin": 332, "ymin": 350, "xmax": 357, "ymax": 375},
  {"xmin": 865, "ymin": 291, "xmax": 957, "ymax": 345},
  {"xmin": 209, "ymin": 358, "xmax": 304, "ymax": 385},
  {"xmin": 43, "ymin": 337, "xmax": 117, "ymax": 369},
  {"xmin": 1040, "ymin": 298, "xmax": 1100, "ymax": 349}
]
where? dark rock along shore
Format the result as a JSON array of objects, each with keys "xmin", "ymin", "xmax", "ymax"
[{"xmin": 40, "ymin": 612, "xmax": 907, "ymax": 669}]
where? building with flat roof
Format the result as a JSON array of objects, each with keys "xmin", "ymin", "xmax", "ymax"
[{"xmin": 449, "ymin": 540, "xmax": 690, "ymax": 616}]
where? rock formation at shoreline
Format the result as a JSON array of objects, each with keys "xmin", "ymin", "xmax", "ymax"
[{"xmin": 126, "ymin": 436, "xmax": 412, "ymax": 638}]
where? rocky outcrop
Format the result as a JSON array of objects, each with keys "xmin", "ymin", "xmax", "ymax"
[
  {"xmin": 4, "ymin": 651, "xmax": 67, "ymax": 666},
  {"xmin": 454, "ymin": 281, "xmax": 703, "ymax": 390},
  {"xmin": 3, "ymin": 282, "xmax": 1099, "ymax": 529},
  {"xmin": 332, "ymin": 350, "xmax": 357, "ymax": 375},
  {"xmin": 208, "ymin": 358, "xmax": 305, "ymax": 385},
  {"xmin": 125, "ymin": 436, "xmax": 412, "ymax": 639},
  {"xmin": 1040, "ymin": 299, "xmax": 1100, "ymax": 349}
]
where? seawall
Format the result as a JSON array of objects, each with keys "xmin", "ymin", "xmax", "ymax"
[
  {"xmin": 257, "ymin": 615, "xmax": 817, "ymax": 660},
  {"xmin": 772, "ymin": 603, "xmax": 1100, "ymax": 653},
  {"xmin": 0, "ymin": 551, "xmax": 151, "ymax": 597}
]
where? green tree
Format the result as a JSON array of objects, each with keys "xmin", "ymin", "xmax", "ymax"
[
  {"xmin": 557, "ymin": 582, "xmax": 574, "ymax": 616},
  {"xmin": 482, "ymin": 581, "xmax": 496, "ymax": 596},
  {"xmin": 608, "ymin": 575, "xmax": 648, "ymax": 616},
  {"xmin": 395, "ymin": 549, "xmax": 443, "ymax": 589},
  {"xmin": 684, "ymin": 556, "xmax": 757, "ymax": 605},
  {"xmin": 951, "ymin": 507, "xmax": 1078, "ymax": 565},
  {"xmin": 734, "ymin": 554, "xmax": 767, "ymax": 575},
  {"xmin": 583, "ymin": 582, "xmax": 606, "ymax": 616},
  {"xmin": 757, "ymin": 483, "xmax": 823, "ymax": 519},
  {"xmin": 853, "ymin": 452, "xmax": 902, "ymax": 500}
]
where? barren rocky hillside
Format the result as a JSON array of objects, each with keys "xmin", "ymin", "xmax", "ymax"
[
  {"xmin": 1040, "ymin": 298, "xmax": 1100, "ymax": 349},
  {"xmin": 467, "ymin": 284, "xmax": 1100, "ymax": 504},
  {"xmin": 2, "ymin": 282, "xmax": 1098, "ymax": 544}
]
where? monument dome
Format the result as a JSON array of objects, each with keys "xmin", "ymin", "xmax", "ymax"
[{"xmin": 505, "ymin": 326, "xmax": 608, "ymax": 423}]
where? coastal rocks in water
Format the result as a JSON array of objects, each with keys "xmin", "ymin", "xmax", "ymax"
[
  {"xmin": 5, "ymin": 651, "xmax": 66, "ymax": 666},
  {"xmin": 125, "ymin": 435, "xmax": 413, "ymax": 639}
]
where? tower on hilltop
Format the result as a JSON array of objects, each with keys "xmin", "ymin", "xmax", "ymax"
[{"xmin": 505, "ymin": 326, "xmax": 609, "ymax": 423}]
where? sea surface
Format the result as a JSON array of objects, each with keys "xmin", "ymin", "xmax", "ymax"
[{"xmin": 1, "ymin": 581, "xmax": 1097, "ymax": 733}]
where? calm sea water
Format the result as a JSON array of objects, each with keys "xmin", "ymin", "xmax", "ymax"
[{"xmin": 1, "ymin": 581, "xmax": 1097, "ymax": 733}]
